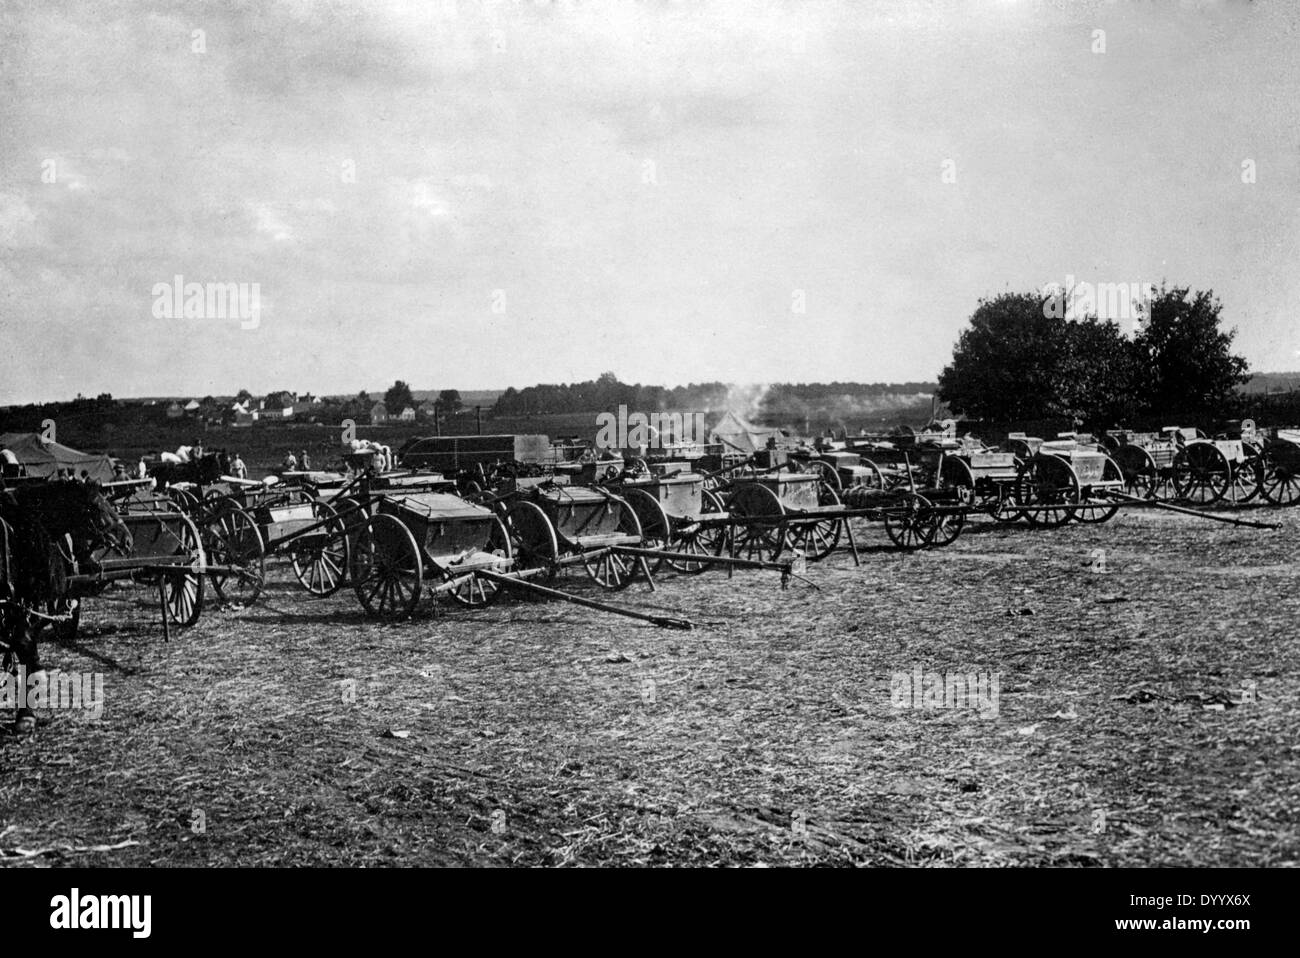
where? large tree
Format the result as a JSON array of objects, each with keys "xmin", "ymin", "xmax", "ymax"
[
  {"xmin": 384, "ymin": 380, "xmax": 415, "ymax": 413},
  {"xmin": 1132, "ymin": 286, "xmax": 1249, "ymax": 418},
  {"xmin": 936, "ymin": 292, "xmax": 1069, "ymax": 421}
]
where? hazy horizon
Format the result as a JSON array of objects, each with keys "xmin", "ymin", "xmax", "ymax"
[{"xmin": 3, "ymin": 0, "xmax": 1298, "ymax": 405}]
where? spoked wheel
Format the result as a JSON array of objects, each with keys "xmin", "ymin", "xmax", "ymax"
[
  {"xmin": 990, "ymin": 484, "xmax": 1023, "ymax": 524},
  {"xmin": 727, "ymin": 483, "xmax": 790, "ymax": 562},
  {"xmin": 205, "ymin": 505, "xmax": 265, "ymax": 604},
  {"xmin": 1226, "ymin": 445, "xmax": 1263, "ymax": 504},
  {"xmin": 1073, "ymin": 456, "xmax": 1123, "ymax": 524},
  {"xmin": 350, "ymin": 514, "xmax": 423, "ymax": 619},
  {"xmin": 162, "ymin": 514, "xmax": 205, "ymax": 628},
  {"xmin": 938, "ymin": 457, "xmax": 975, "ymax": 505},
  {"xmin": 667, "ymin": 489, "xmax": 728, "ymax": 574},
  {"xmin": 1173, "ymin": 443, "xmax": 1230, "ymax": 504},
  {"xmin": 884, "ymin": 493, "xmax": 934, "ymax": 550},
  {"xmin": 788, "ymin": 482, "xmax": 843, "ymax": 561},
  {"xmin": 444, "ymin": 517, "xmax": 512, "ymax": 608},
  {"xmin": 289, "ymin": 499, "xmax": 350, "ymax": 596},
  {"xmin": 800, "ymin": 460, "xmax": 842, "ymax": 492},
  {"xmin": 623, "ymin": 487, "xmax": 671, "ymax": 576},
  {"xmin": 581, "ymin": 496, "xmax": 642, "ymax": 591},
  {"xmin": 1260, "ymin": 439, "xmax": 1300, "ymax": 505},
  {"xmin": 924, "ymin": 501, "xmax": 966, "ymax": 547},
  {"xmin": 504, "ymin": 500, "xmax": 559, "ymax": 584},
  {"xmin": 856, "ymin": 458, "xmax": 886, "ymax": 491},
  {"xmin": 1015, "ymin": 456, "xmax": 1079, "ymax": 528},
  {"xmin": 1114, "ymin": 445, "xmax": 1163, "ymax": 501},
  {"xmin": 167, "ymin": 486, "xmax": 199, "ymax": 514}
]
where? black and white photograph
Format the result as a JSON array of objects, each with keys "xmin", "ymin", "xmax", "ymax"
[{"xmin": 0, "ymin": 0, "xmax": 1291, "ymax": 934}]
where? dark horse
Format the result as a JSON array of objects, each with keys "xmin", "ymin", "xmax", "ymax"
[
  {"xmin": 0, "ymin": 480, "xmax": 131, "ymax": 733},
  {"xmin": 148, "ymin": 451, "xmax": 230, "ymax": 491}
]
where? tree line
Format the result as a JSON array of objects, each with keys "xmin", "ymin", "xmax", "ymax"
[{"xmin": 936, "ymin": 284, "xmax": 1251, "ymax": 427}]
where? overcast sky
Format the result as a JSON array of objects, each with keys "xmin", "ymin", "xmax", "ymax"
[{"xmin": 1, "ymin": 0, "xmax": 1297, "ymax": 404}]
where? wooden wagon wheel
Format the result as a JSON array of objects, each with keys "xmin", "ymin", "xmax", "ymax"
[
  {"xmin": 162, "ymin": 514, "xmax": 204, "ymax": 628},
  {"xmin": 800, "ymin": 460, "xmax": 842, "ymax": 491},
  {"xmin": 444, "ymin": 517, "xmax": 512, "ymax": 608},
  {"xmin": 789, "ymin": 482, "xmax": 843, "ymax": 561},
  {"xmin": 884, "ymin": 492, "xmax": 934, "ymax": 550},
  {"xmin": 1073, "ymin": 455, "xmax": 1123, "ymax": 524},
  {"xmin": 289, "ymin": 499, "xmax": 350, "ymax": 596},
  {"xmin": 1014, "ymin": 456, "xmax": 1078, "ymax": 528},
  {"xmin": 622, "ymin": 487, "xmax": 671, "ymax": 576},
  {"xmin": 667, "ymin": 488, "xmax": 728, "ymax": 574},
  {"xmin": 1227, "ymin": 443, "xmax": 1263, "ymax": 504},
  {"xmin": 205, "ymin": 505, "xmax": 265, "ymax": 604},
  {"xmin": 504, "ymin": 500, "xmax": 559, "ymax": 584},
  {"xmin": 727, "ymin": 483, "xmax": 789, "ymax": 562},
  {"xmin": 939, "ymin": 457, "xmax": 975, "ymax": 504},
  {"xmin": 350, "ymin": 513, "xmax": 423, "ymax": 619},
  {"xmin": 855, "ymin": 458, "xmax": 886, "ymax": 491},
  {"xmin": 1113, "ymin": 444, "xmax": 1161, "ymax": 500},
  {"xmin": 1173, "ymin": 443, "xmax": 1229, "ymax": 504},
  {"xmin": 167, "ymin": 486, "xmax": 199, "ymax": 514},
  {"xmin": 1260, "ymin": 439, "xmax": 1300, "ymax": 505},
  {"xmin": 924, "ymin": 500, "xmax": 966, "ymax": 547},
  {"xmin": 580, "ymin": 495, "xmax": 642, "ymax": 591}
]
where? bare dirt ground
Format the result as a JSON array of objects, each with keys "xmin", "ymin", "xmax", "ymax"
[{"xmin": 2, "ymin": 505, "xmax": 1297, "ymax": 867}]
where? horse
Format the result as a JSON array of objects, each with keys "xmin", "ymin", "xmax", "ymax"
[
  {"xmin": 0, "ymin": 480, "xmax": 131, "ymax": 733},
  {"xmin": 148, "ymin": 450, "xmax": 230, "ymax": 492}
]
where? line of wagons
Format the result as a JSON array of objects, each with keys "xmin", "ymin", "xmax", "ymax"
[{"xmin": 8, "ymin": 419, "xmax": 1295, "ymax": 651}]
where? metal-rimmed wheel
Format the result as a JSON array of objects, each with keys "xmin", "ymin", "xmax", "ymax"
[
  {"xmin": 1260, "ymin": 438, "xmax": 1300, "ymax": 505},
  {"xmin": 581, "ymin": 495, "xmax": 642, "ymax": 591},
  {"xmin": 1073, "ymin": 455, "xmax": 1123, "ymax": 524},
  {"xmin": 1226, "ymin": 444, "xmax": 1263, "ymax": 504},
  {"xmin": 1113, "ymin": 445, "xmax": 1163, "ymax": 500},
  {"xmin": 162, "ymin": 514, "xmax": 204, "ymax": 628},
  {"xmin": 884, "ymin": 492, "xmax": 934, "ymax": 550},
  {"xmin": 855, "ymin": 458, "xmax": 886, "ymax": 491},
  {"xmin": 789, "ymin": 482, "xmax": 843, "ymax": 561},
  {"xmin": 667, "ymin": 489, "xmax": 728, "ymax": 574},
  {"xmin": 444, "ymin": 517, "xmax": 512, "ymax": 608},
  {"xmin": 350, "ymin": 513, "xmax": 423, "ymax": 619},
  {"xmin": 727, "ymin": 482, "xmax": 789, "ymax": 562},
  {"xmin": 622, "ymin": 487, "xmax": 671, "ymax": 576},
  {"xmin": 504, "ymin": 500, "xmax": 559, "ymax": 584},
  {"xmin": 924, "ymin": 501, "xmax": 966, "ymax": 547},
  {"xmin": 205, "ymin": 505, "xmax": 265, "ymax": 604},
  {"xmin": 1173, "ymin": 443, "xmax": 1230, "ymax": 504},
  {"xmin": 1015, "ymin": 455, "xmax": 1078, "ymax": 528},
  {"xmin": 167, "ymin": 486, "xmax": 199, "ymax": 514},
  {"xmin": 289, "ymin": 499, "xmax": 350, "ymax": 596},
  {"xmin": 800, "ymin": 460, "xmax": 842, "ymax": 492},
  {"xmin": 938, "ymin": 456, "xmax": 975, "ymax": 504}
]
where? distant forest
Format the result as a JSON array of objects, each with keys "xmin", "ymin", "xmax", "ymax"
[{"xmin": 493, "ymin": 373, "xmax": 937, "ymax": 417}]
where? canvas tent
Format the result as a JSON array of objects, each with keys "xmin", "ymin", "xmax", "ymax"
[
  {"xmin": 709, "ymin": 411, "xmax": 783, "ymax": 455},
  {"xmin": 0, "ymin": 433, "xmax": 116, "ymax": 482}
]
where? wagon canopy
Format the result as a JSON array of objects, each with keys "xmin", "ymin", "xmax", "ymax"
[
  {"xmin": 0, "ymin": 432, "xmax": 115, "ymax": 482},
  {"xmin": 709, "ymin": 411, "xmax": 782, "ymax": 455}
]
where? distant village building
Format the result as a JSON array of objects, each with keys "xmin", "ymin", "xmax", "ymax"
[
  {"xmin": 184, "ymin": 399, "xmax": 201, "ymax": 413},
  {"xmin": 398, "ymin": 406, "xmax": 416, "ymax": 422},
  {"xmin": 166, "ymin": 401, "xmax": 185, "ymax": 419},
  {"xmin": 370, "ymin": 402, "xmax": 389, "ymax": 424}
]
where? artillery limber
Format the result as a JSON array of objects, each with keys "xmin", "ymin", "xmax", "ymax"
[
  {"xmin": 1109, "ymin": 427, "xmax": 1262, "ymax": 505},
  {"xmin": 345, "ymin": 485, "xmax": 700, "ymax": 629},
  {"xmin": 1258, "ymin": 427, "xmax": 1300, "ymax": 506}
]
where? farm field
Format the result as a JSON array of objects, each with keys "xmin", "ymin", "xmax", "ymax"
[{"xmin": 1, "ymin": 506, "xmax": 1296, "ymax": 867}]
